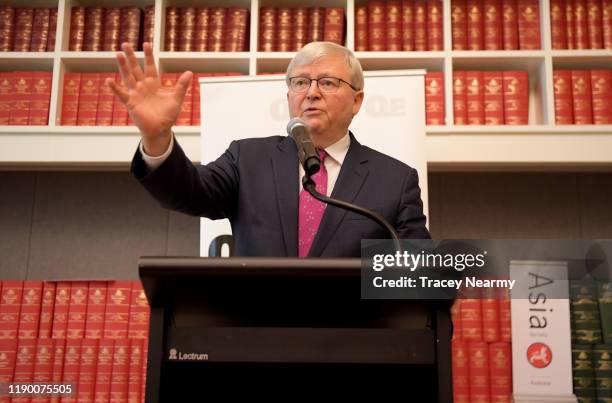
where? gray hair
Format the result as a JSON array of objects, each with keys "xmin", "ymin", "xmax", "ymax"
[{"xmin": 286, "ymin": 42, "xmax": 364, "ymax": 91}]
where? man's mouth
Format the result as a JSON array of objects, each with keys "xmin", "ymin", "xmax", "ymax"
[{"xmin": 303, "ymin": 107, "xmax": 321, "ymax": 114}]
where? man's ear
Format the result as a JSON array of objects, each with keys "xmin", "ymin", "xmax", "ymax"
[{"xmin": 352, "ymin": 90, "xmax": 365, "ymax": 116}]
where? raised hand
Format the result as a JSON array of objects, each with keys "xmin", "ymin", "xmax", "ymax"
[{"xmin": 107, "ymin": 42, "xmax": 193, "ymax": 156}]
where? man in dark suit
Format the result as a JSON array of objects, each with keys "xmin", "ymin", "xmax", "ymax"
[{"xmin": 108, "ymin": 41, "xmax": 430, "ymax": 257}]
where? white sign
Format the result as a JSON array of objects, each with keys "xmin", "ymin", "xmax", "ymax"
[
  {"xmin": 199, "ymin": 71, "xmax": 427, "ymax": 256},
  {"xmin": 509, "ymin": 260, "xmax": 576, "ymax": 402}
]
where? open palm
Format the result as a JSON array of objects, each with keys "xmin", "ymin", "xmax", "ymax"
[{"xmin": 108, "ymin": 42, "xmax": 192, "ymax": 155}]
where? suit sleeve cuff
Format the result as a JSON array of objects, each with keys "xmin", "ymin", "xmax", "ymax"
[{"xmin": 139, "ymin": 135, "xmax": 174, "ymax": 171}]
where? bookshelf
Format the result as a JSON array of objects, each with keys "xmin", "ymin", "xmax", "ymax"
[{"xmin": 0, "ymin": 0, "xmax": 611, "ymax": 168}]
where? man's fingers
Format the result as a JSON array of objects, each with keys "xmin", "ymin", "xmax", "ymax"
[
  {"xmin": 143, "ymin": 42, "xmax": 159, "ymax": 79},
  {"xmin": 116, "ymin": 52, "xmax": 137, "ymax": 89},
  {"xmin": 106, "ymin": 78, "xmax": 129, "ymax": 104},
  {"xmin": 174, "ymin": 71, "xmax": 193, "ymax": 103},
  {"xmin": 122, "ymin": 42, "xmax": 145, "ymax": 81}
]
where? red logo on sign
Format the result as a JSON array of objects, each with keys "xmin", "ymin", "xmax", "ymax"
[{"xmin": 527, "ymin": 342, "xmax": 552, "ymax": 368}]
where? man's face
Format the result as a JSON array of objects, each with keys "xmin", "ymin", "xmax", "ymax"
[{"xmin": 287, "ymin": 54, "xmax": 364, "ymax": 147}]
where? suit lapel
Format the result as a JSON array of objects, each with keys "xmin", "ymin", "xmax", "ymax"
[
  {"xmin": 271, "ymin": 137, "xmax": 299, "ymax": 256},
  {"xmin": 308, "ymin": 134, "xmax": 369, "ymax": 257}
]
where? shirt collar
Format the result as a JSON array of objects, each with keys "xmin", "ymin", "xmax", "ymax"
[{"xmin": 322, "ymin": 132, "xmax": 350, "ymax": 165}]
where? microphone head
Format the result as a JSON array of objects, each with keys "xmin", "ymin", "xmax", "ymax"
[{"xmin": 286, "ymin": 117, "xmax": 307, "ymax": 136}]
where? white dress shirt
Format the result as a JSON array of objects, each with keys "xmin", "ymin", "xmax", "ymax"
[{"xmin": 140, "ymin": 132, "xmax": 351, "ymax": 196}]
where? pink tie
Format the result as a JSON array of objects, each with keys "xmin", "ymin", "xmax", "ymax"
[{"xmin": 298, "ymin": 150, "xmax": 328, "ymax": 257}]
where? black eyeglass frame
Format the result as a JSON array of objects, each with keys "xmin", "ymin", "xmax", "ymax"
[{"xmin": 287, "ymin": 76, "xmax": 359, "ymax": 93}]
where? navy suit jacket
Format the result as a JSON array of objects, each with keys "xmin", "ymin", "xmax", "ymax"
[{"xmin": 131, "ymin": 132, "xmax": 430, "ymax": 257}]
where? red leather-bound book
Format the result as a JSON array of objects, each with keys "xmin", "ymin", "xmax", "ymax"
[
  {"xmin": 466, "ymin": 71, "xmax": 485, "ymax": 125},
  {"xmin": 96, "ymin": 73, "xmax": 115, "ymax": 126},
  {"xmin": 452, "ymin": 339, "xmax": 470, "ymax": 403},
  {"xmin": 0, "ymin": 339, "xmax": 18, "ymax": 401},
  {"xmin": 467, "ymin": 0, "xmax": 484, "ymax": 50},
  {"xmin": 0, "ymin": 73, "xmax": 11, "ymax": 124},
  {"xmin": 553, "ymin": 70, "xmax": 574, "ymax": 124},
  {"xmin": 460, "ymin": 294, "xmax": 483, "ymax": 339},
  {"xmin": 482, "ymin": 287, "xmax": 500, "ymax": 341},
  {"xmin": 61, "ymin": 338, "xmax": 82, "ymax": 403},
  {"xmin": 94, "ymin": 339, "xmax": 114, "ymax": 402},
  {"xmin": 590, "ymin": 70, "xmax": 612, "ymax": 124},
  {"xmin": 566, "ymin": 0, "xmax": 575, "ymax": 48},
  {"xmin": 77, "ymin": 338, "xmax": 98, "ymax": 403},
  {"xmin": 0, "ymin": 6, "xmax": 15, "ymax": 52},
  {"xmin": 30, "ymin": 8, "xmax": 50, "ymax": 52},
  {"xmin": 194, "ymin": 8, "xmax": 210, "ymax": 51},
  {"xmin": 31, "ymin": 338, "xmax": 54, "ymax": 403},
  {"xmin": 323, "ymin": 7, "xmax": 345, "ymax": 45},
  {"xmin": 103, "ymin": 281, "xmax": 132, "ymax": 339},
  {"xmin": 355, "ymin": 6, "xmax": 368, "ymax": 51},
  {"xmin": 502, "ymin": 0, "xmax": 519, "ymax": 49},
  {"xmin": 453, "ymin": 71, "xmax": 468, "ymax": 125},
  {"xmin": 164, "ymin": 6, "xmax": 179, "ymax": 51},
  {"xmin": 61, "ymin": 73, "xmax": 81, "ymax": 126},
  {"xmin": 103, "ymin": 7, "xmax": 121, "ymax": 52},
  {"xmin": 518, "ymin": 0, "xmax": 541, "ymax": 49},
  {"xmin": 27, "ymin": 71, "xmax": 52, "ymax": 125},
  {"xmin": 119, "ymin": 7, "xmax": 141, "ymax": 50},
  {"xmin": 9, "ymin": 71, "xmax": 33, "ymax": 125},
  {"xmin": 484, "ymin": 0, "xmax": 503, "ymax": 50},
  {"xmin": 13, "ymin": 7, "xmax": 34, "ymax": 52},
  {"xmin": 12, "ymin": 338, "xmax": 36, "ymax": 403},
  {"xmin": 38, "ymin": 282, "xmax": 56, "ymax": 338},
  {"xmin": 66, "ymin": 282, "xmax": 88, "ymax": 339},
  {"xmin": 292, "ymin": 7, "xmax": 308, "ymax": 51},
  {"xmin": 225, "ymin": 7, "xmax": 248, "ymax": 52},
  {"xmin": 427, "ymin": 0, "xmax": 443, "ymax": 50},
  {"xmin": 452, "ymin": 0, "xmax": 468, "ymax": 50},
  {"xmin": 368, "ymin": 1, "xmax": 386, "ymax": 51},
  {"xmin": 550, "ymin": 0, "xmax": 568, "ymax": 49},
  {"xmin": 484, "ymin": 71, "xmax": 504, "ymax": 125},
  {"xmin": 259, "ymin": 7, "xmax": 276, "ymax": 51},
  {"xmin": 387, "ymin": 2, "xmax": 402, "ymax": 51},
  {"xmin": 178, "ymin": 7, "xmax": 196, "ymax": 52},
  {"xmin": 276, "ymin": 7, "xmax": 292, "ymax": 52},
  {"xmin": 111, "ymin": 72, "xmax": 128, "ymax": 125},
  {"xmin": 68, "ymin": 6, "xmax": 85, "ymax": 51},
  {"xmin": 413, "ymin": 0, "xmax": 427, "ymax": 50},
  {"xmin": 308, "ymin": 7, "xmax": 325, "ymax": 43},
  {"xmin": 207, "ymin": 7, "xmax": 226, "ymax": 52},
  {"xmin": 77, "ymin": 73, "xmax": 100, "ymax": 126},
  {"xmin": 128, "ymin": 338, "xmax": 145, "ymax": 403},
  {"xmin": 50, "ymin": 338, "xmax": 65, "ymax": 403},
  {"xmin": 109, "ymin": 339, "xmax": 130, "ymax": 402},
  {"xmin": 83, "ymin": 6, "xmax": 104, "ymax": 51},
  {"xmin": 489, "ymin": 342, "xmax": 512, "ymax": 402},
  {"xmin": 574, "ymin": 0, "xmax": 589, "ymax": 49},
  {"xmin": 128, "ymin": 282, "xmax": 150, "ymax": 340},
  {"xmin": 17, "ymin": 280, "xmax": 43, "ymax": 339},
  {"xmin": 468, "ymin": 341, "xmax": 491, "ymax": 402},
  {"xmin": 425, "ymin": 72, "xmax": 445, "ymax": 125},
  {"xmin": 402, "ymin": 0, "xmax": 415, "ymax": 51},
  {"xmin": 503, "ymin": 70, "xmax": 529, "ymax": 125},
  {"xmin": 192, "ymin": 73, "xmax": 213, "ymax": 126},
  {"xmin": 84, "ymin": 281, "xmax": 107, "ymax": 339},
  {"xmin": 51, "ymin": 282, "xmax": 71, "ymax": 339},
  {"xmin": 0, "ymin": 280, "xmax": 24, "ymax": 339},
  {"xmin": 604, "ymin": 0, "xmax": 612, "ymax": 48},
  {"xmin": 143, "ymin": 5, "xmax": 155, "ymax": 46},
  {"xmin": 587, "ymin": 0, "xmax": 604, "ymax": 48},
  {"xmin": 571, "ymin": 70, "xmax": 593, "ymax": 124}
]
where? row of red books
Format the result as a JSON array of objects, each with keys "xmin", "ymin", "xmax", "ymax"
[
  {"xmin": 60, "ymin": 72, "xmax": 245, "ymax": 126},
  {"xmin": 550, "ymin": 0, "xmax": 612, "ymax": 50},
  {"xmin": 452, "ymin": 339, "xmax": 513, "ymax": 403},
  {"xmin": 554, "ymin": 69, "xmax": 612, "ymax": 125},
  {"xmin": 355, "ymin": 0, "xmax": 443, "ymax": 51},
  {"xmin": 165, "ymin": 7, "xmax": 248, "ymax": 52},
  {"xmin": 451, "ymin": 295, "xmax": 512, "ymax": 342},
  {"xmin": 454, "ymin": 70, "xmax": 530, "ymax": 125},
  {"xmin": 0, "ymin": 280, "xmax": 149, "ymax": 340},
  {"xmin": 1, "ymin": 337, "xmax": 146, "ymax": 403},
  {"xmin": 0, "ymin": 7, "xmax": 57, "ymax": 52},
  {"xmin": 0, "ymin": 71, "xmax": 51, "ymax": 126},
  {"xmin": 68, "ymin": 6, "xmax": 154, "ymax": 52},
  {"xmin": 452, "ymin": 0, "xmax": 541, "ymax": 50},
  {"xmin": 258, "ymin": 7, "xmax": 345, "ymax": 51}
]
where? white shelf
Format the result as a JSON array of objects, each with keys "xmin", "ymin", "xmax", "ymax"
[{"xmin": 0, "ymin": 0, "xmax": 610, "ymax": 169}]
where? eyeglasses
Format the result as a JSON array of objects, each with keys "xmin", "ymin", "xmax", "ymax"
[{"xmin": 288, "ymin": 76, "xmax": 358, "ymax": 93}]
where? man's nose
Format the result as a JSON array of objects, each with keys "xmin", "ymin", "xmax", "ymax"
[{"xmin": 306, "ymin": 79, "xmax": 322, "ymax": 99}]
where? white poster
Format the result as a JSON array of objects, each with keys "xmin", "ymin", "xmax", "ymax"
[
  {"xmin": 199, "ymin": 71, "xmax": 427, "ymax": 256},
  {"xmin": 509, "ymin": 260, "xmax": 576, "ymax": 402}
]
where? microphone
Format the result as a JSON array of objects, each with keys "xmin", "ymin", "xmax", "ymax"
[{"xmin": 286, "ymin": 118, "xmax": 320, "ymax": 176}]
